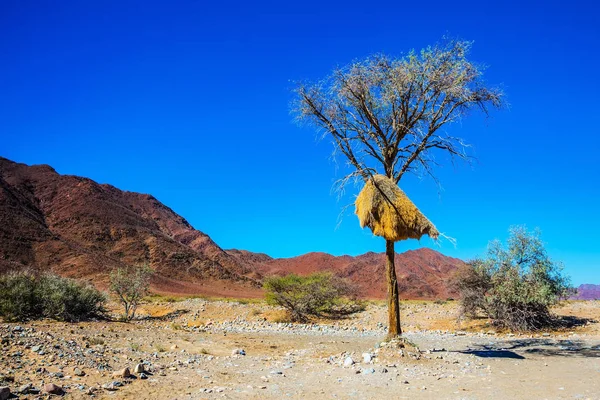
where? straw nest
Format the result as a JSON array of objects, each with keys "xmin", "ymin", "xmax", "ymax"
[{"xmin": 355, "ymin": 174, "xmax": 439, "ymax": 242}]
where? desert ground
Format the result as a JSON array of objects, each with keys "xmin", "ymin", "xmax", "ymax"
[{"xmin": 1, "ymin": 299, "xmax": 599, "ymax": 400}]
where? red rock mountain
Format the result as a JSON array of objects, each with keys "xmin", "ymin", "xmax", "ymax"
[
  {"xmin": 0, "ymin": 157, "xmax": 258, "ymax": 297},
  {"xmin": 227, "ymin": 248, "xmax": 464, "ymax": 299},
  {"xmin": 1, "ymin": 157, "xmax": 464, "ymax": 299}
]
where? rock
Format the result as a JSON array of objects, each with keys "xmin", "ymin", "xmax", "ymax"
[
  {"xmin": 343, "ymin": 356, "xmax": 355, "ymax": 367},
  {"xmin": 102, "ymin": 381, "xmax": 123, "ymax": 391},
  {"xmin": 113, "ymin": 367, "xmax": 131, "ymax": 378},
  {"xmin": 140, "ymin": 373, "xmax": 148, "ymax": 379},
  {"xmin": 170, "ymin": 344, "xmax": 178, "ymax": 350},
  {"xmin": 31, "ymin": 345, "xmax": 42, "ymax": 353},
  {"xmin": 18, "ymin": 383, "xmax": 36, "ymax": 394},
  {"xmin": 134, "ymin": 363, "xmax": 145, "ymax": 373},
  {"xmin": 74, "ymin": 367, "xmax": 85, "ymax": 377},
  {"xmin": 44, "ymin": 383, "xmax": 63, "ymax": 395},
  {"xmin": 362, "ymin": 368, "xmax": 376, "ymax": 374},
  {"xmin": 0, "ymin": 386, "xmax": 10, "ymax": 400},
  {"xmin": 231, "ymin": 348, "xmax": 246, "ymax": 356},
  {"xmin": 86, "ymin": 387, "xmax": 97, "ymax": 395},
  {"xmin": 12, "ymin": 326, "xmax": 23, "ymax": 332},
  {"xmin": 362, "ymin": 353, "xmax": 373, "ymax": 363}
]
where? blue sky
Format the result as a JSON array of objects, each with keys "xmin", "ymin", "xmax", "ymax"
[{"xmin": 2, "ymin": 0, "xmax": 599, "ymax": 285}]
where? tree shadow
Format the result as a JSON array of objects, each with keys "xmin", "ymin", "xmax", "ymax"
[
  {"xmin": 462, "ymin": 338, "xmax": 600, "ymax": 359},
  {"xmin": 140, "ymin": 309, "xmax": 190, "ymax": 321},
  {"xmin": 460, "ymin": 349, "xmax": 525, "ymax": 359},
  {"xmin": 555, "ymin": 315, "xmax": 596, "ymax": 329}
]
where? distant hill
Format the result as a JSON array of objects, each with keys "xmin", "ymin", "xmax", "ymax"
[
  {"xmin": 228, "ymin": 248, "xmax": 465, "ymax": 300},
  {"xmin": 1, "ymin": 156, "xmax": 464, "ymax": 299},
  {"xmin": 572, "ymin": 284, "xmax": 600, "ymax": 300}
]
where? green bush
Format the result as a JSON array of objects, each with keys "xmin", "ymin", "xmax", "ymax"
[
  {"xmin": 452, "ymin": 226, "xmax": 572, "ymax": 331},
  {"xmin": 0, "ymin": 271, "xmax": 106, "ymax": 322},
  {"xmin": 263, "ymin": 272, "xmax": 364, "ymax": 322}
]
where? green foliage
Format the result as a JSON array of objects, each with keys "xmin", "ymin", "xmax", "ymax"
[
  {"xmin": 110, "ymin": 264, "xmax": 153, "ymax": 321},
  {"xmin": 0, "ymin": 271, "xmax": 106, "ymax": 322},
  {"xmin": 453, "ymin": 226, "xmax": 572, "ymax": 331},
  {"xmin": 263, "ymin": 272, "xmax": 364, "ymax": 322}
]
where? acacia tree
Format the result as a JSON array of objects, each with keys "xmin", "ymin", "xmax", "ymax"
[
  {"xmin": 292, "ymin": 39, "xmax": 503, "ymax": 337},
  {"xmin": 110, "ymin": 264, "xmax": 153, "ymax": 321}
]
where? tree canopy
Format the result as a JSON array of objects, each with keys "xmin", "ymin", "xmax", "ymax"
[{"xmin": 293, "ymin": 38, "xmax": 503, "ymax": 187}]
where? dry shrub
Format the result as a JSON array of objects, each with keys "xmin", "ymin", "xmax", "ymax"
[
  {"xmin": 452, "ymin": 227, "xmax": 572, "ymax": 331},
  {"xmin": 263, "ymin": 272, "xmax": 364, "ymax": 322}
]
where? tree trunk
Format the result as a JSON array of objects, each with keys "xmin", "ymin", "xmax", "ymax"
[{"xmin": 386, "ymin": 239, "xmax": 402, "ymax": 338}]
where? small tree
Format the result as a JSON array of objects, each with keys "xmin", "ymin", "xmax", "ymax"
[
  {"xmin": 292, "ymin": 38, "xmax": 503, "ymax": 337},
  {"xmin": 110, "ymin": 264, "xmax": 153, "ymax": 321},
  {"xmin": 263, "ymin": 272, "xmax": 363, "ymax": 322},
  {"xmin": 453, "ymin": 226, "xmax": 572, "ymax": 330}
]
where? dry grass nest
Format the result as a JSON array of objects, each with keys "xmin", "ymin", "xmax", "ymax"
[{"xmin": 355, "ymin": 174, "xmax": 439, "ymax": 242}]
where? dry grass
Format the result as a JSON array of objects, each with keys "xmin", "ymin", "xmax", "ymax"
[
  {"xmin": 264, "ymin": 309, "xmax": 292, "ymax": 323},
  {"xmin": 355, "ymin": 174, "xmax": 439, "ymax": 241}
]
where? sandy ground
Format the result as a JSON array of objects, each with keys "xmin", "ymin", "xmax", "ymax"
[{"xmin": 1, "ymin": 299, "xmax": 599, "ymax": 399}]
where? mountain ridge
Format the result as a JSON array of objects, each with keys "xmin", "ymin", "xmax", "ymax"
[{"xmin": 1, "ymin": 156, "xmax": 466, "ymax": 299}]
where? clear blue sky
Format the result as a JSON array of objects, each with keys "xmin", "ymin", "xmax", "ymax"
[{"xmin": 2, "ymin": 0, "xmax": 599, "ymax": 285}]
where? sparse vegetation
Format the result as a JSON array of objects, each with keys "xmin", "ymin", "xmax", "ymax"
[
  {"xmin": 263, "ymin": 272, "xmax": 364, "ymax": 322},
  {"xmin": 453, "ymin": 226, "xmax": 572, "ymax": 331},
  {"xmin": 110, "ymin": 264, "xmax": 153, "ymax": 321},
  {"xmin": 0, "ymin": 271, "xmax": 106, "ymax": 322}
]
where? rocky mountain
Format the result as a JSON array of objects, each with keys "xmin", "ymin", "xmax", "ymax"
[
  {"xmin": 573, "ymin": 284, "xmax": 600, "ymax": 300},
  {"xmin": 1, "ymin": 156, "xmax": 464, "ymax": 299},
  {"xmin": 0, "ymin": 157, "xmax": 258, "ymax": 297},
  {"xmin": 228, "ymin": 248, "xmax": 464, "ymax": 299}
]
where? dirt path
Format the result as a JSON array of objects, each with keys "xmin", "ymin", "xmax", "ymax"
[{"xmin": 1, "ymin": 300, "xmax": 599, "ymax": 399}]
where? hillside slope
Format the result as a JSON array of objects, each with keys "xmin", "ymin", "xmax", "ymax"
[{"xmin": 0, "ymin": 157, "xmax": 258, "ymax": 296}]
